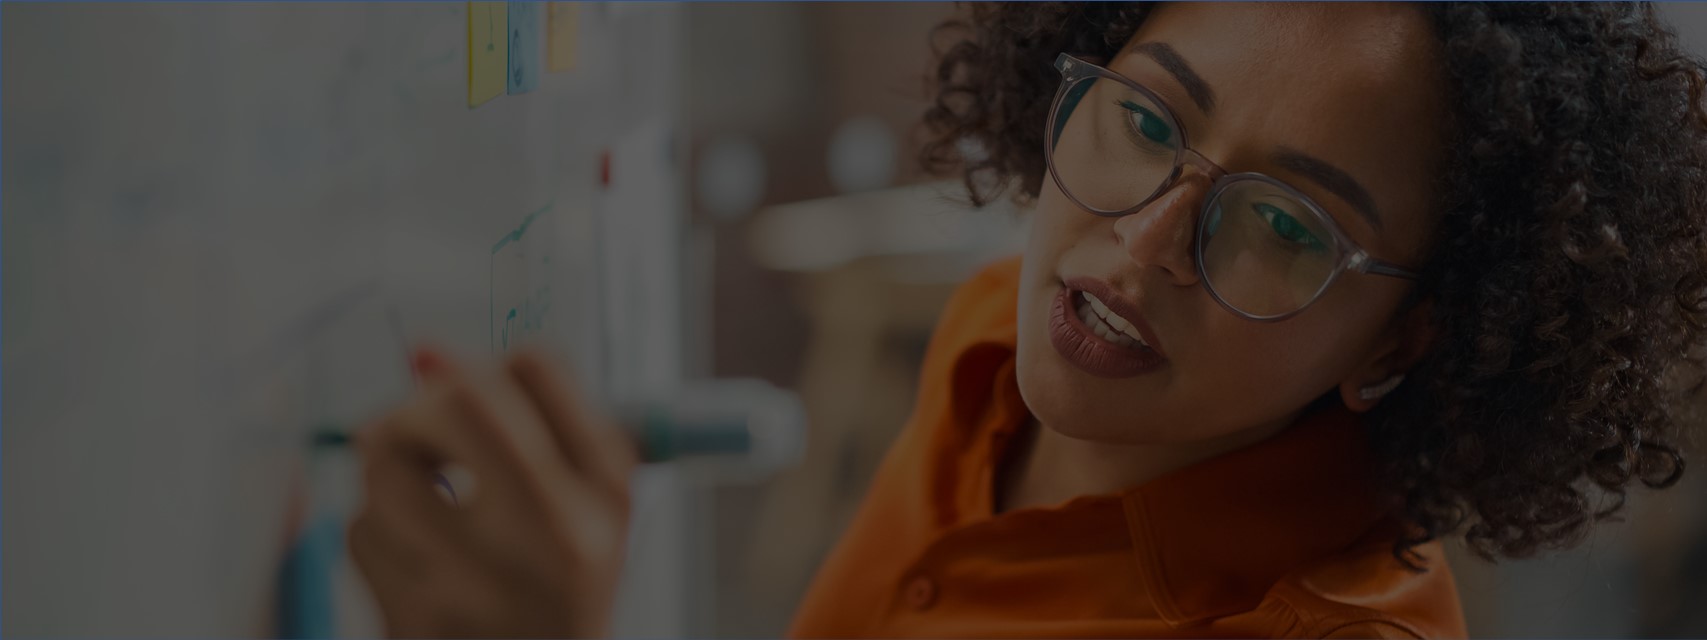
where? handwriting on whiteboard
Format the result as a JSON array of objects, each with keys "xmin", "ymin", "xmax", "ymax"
[{"xmin": 490, "ymin": 201, "xmax": 556, "ymax": 352}]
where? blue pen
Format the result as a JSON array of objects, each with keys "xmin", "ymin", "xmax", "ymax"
[
  {"xmin": 275, "ymin": 372, "xmax": 800, "ymax": 639},
  {"xmin": 276, "ymin": 303, "xmax": 421, "ymax": 639}
]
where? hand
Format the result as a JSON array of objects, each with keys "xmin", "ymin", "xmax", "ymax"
[{"xmin": 347, "ymin": 346, "xmax": 638, "ymax": 639}]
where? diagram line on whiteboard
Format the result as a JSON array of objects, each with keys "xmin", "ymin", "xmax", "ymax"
[
  {"xmin": 491, "ymin": 200, "xmax": 556, "ymax": 352},
  {"xmin": 490, "ymin": 199, "xmax": 556, "ymax": 255}
]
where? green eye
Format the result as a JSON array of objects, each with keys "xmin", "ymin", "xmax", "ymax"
[
  {"xmin": 1254, "ymin": 203, "xmax": 1327, "ymax": 252},
  {"xmin": 1118, "ymin": 100, "xmax": 1176, "ymax": 147}
]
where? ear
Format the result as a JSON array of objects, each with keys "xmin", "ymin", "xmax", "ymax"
[{"xmin": 1340, "ymin": 299, "xmax": 1436, "ymax": 413}]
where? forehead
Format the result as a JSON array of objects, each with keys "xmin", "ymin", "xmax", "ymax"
[
  {"xmin": 1117, "ymin": 2, "xmax": 1447, "ymax": 257},
  {"xmin": 1135, "ymin": 3, "xmax": 1438, "ymax": 80}
]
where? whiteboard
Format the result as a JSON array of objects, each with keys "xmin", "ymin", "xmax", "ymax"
[{"xmin": 2, "ymin": 2, "xmax": 687, "ymax": 636}]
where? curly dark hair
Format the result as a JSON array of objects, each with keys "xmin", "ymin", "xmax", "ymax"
[{"xmin": 920, "ymin": 2, "xmax": 1707, "ymax": 564}]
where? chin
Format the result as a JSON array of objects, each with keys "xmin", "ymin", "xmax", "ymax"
[{"xmin": 1016, "ymin": 336, "xmax": 1150, "ymax": 443}]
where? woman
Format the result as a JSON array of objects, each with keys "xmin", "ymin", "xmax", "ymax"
[{"xmin": 347, "ymin": 3, "xmax": 1707, "ymax": 638}]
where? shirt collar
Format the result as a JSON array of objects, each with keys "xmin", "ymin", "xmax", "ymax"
[{"xmin": 1121, "ymin": 404, "xmax": 1387, "ymax": 626}]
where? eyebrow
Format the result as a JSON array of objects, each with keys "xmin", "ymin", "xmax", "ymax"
[
  {"xmin": 1133, "ymin": 42, "xmax": 1216, "ymax": 114},
  {"xmin": 1272, "ymin": 147, "xmax": 1383, "ymax": 230}
]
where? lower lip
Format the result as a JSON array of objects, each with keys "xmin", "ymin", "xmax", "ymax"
[{"xmin": 1047, "ymin": 286, "xmax": 1168, "ymax": 378}]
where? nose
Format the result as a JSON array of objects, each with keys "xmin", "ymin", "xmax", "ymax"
[{"xmin": 1110, "ymin": 173, "xmax": 1208, "ymax": 286}]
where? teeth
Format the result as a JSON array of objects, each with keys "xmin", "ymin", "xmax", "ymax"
[
  {"xmin": 1104, "ymin": 310, "xmax": 1133, "ymax": 334},
  {"xmin": 1077, "ymin": 293, "xmax": 1141, "ymax": 348},
  {"xmin": 1088, "ymin": 294, "xmax": 1112, "ymax": 318},
  {"xmin": 1108, "ymin": 330, "xmax": 1135, "ymax": 348},
  {"xmin": 1082, "ymin": 292, "xmax": 1149, "ymax": 346},
  {"xmin": 1078, "ymin": 301, "xmax": 1098, "ymax": 325},
  {"xmin": 1095, "ymin": 324, "xmax": 1118, "ymax": 342}
]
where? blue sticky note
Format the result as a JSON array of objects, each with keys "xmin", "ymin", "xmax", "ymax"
[{"xmin": 507, "ymin": 2, "xmax": 541, "ymax": 94}]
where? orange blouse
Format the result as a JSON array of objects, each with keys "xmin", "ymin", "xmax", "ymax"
[{"xmin": 787, "ymin": 257, "xmax": 1466, "ymax": 639}]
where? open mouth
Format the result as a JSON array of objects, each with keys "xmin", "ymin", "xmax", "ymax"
[
  {"xmin": 1071, "ymin": 289, "xmax": 1155, "ymax": 352},
  {"xmin": 1048, "ymin": 284, "xmax": 1168, "ymax": 378}
]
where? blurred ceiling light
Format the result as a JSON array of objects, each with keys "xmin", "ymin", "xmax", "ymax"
[
  {"xmin": 827, "ymin": 115, "xmax": 897, "ymax": 194},
  {"xmin": 697, "ymin": 135, "xmax": 769, "ymax": 221}
]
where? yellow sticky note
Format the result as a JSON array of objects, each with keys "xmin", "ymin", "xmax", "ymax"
[
  {"xmin": 468, "ymin": 1, "xmax": 508, "ymax": 107},
  {"xmin": 546, "ymin": 2, "xmax": 579, "ymax": 72}
]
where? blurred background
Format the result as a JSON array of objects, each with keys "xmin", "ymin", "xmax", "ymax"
[{"xmin": 5, "ymin": 2, "xmax": 1706, "ymax": 638}]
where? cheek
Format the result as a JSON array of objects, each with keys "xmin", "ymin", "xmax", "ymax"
[
  {"xmin": 1025, "ymin": 183, "xmax": 1086, "ymax": 260},
  {"xmin": 1193, "ymin": 317, "xmax": 1344, "ymax": 403},
  {"xmin": 1191, "ymin": 294, "xmax": 1392, "ymax": 412},
  {"xmin": 1022, "ymin": 190, "xmax": 1111, "ymax": 315},
  {"xmin": 1018, "ymin": 185, "xmax": 1098, "ymax": 334}
]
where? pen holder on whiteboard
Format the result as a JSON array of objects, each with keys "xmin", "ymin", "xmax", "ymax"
[{"xmin": 612, "ymin": 378, "xmax": 806, "ymax": 473}]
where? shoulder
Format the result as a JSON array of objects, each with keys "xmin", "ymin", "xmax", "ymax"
[
  {"xmin": 1318, "ymin": 620, "xmax": 1430, "ymax": 639},
  {"xmin": 1264, "ymin": 538, "xmax": 1467, "ymax": 640},
  {"xmin": 936, "ymin": 256, "xmax": 1023, "ymax": 338}
]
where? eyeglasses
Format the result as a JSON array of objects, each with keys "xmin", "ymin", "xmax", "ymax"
[{"xmin": 1045, "ymin": 53, "xmax": 1418, "ymax": 321}]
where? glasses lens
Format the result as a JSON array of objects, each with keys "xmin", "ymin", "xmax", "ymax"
[
  {"xmin": 1050, "ymin": 77, "xmax": 1180, "ymax": 214},
  {"xmin": 1199, "ymin": 180, "xmax": 1340, "ymax": 317}
]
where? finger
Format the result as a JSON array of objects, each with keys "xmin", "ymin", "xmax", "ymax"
[
  {"xmin": 505, "ymin": 349, "xmax": 638, "ymax": 495},
  {"xmin": 358, "ymin": 422, "xmax": 462, "ymax": 528},
  {"xmin": 347, "ymin": 511, "xmax": 428, "ymax": 618},
  {"xmin": 347, "ymin": 451, "xmax": 476, "ymax": 640},
  {"xmin": 348, "ymin": 430, "xmax": 465, "ymax": 589},
  {"xmin": 392, "ymin": 348, "xmax": 577, "ymax": 508},
  {"xmin": 400, "ymin": 346, "xmax": 620, "ymax": 588},
  {"xmin": 347, "ymin": 501, "xmax": 488, "ymax": 640}
]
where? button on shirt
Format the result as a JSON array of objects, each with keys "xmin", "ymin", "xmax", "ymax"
[
  {"xmin": 786, "ymin": 257, "xmax": 1467, "ymax": 639},
  {"xmin": 903, "ymin": 576, "xmax": 936, "ymax": 610}
]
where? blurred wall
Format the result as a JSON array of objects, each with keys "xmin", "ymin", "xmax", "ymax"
[{"xmin": 680, "ymin": 5, "xmax": 966, "ymax": 636}]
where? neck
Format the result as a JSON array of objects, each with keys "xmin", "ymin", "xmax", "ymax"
[{"xmin": 995, "ymin": 412, "xmax": 1300, "ymax": 514}]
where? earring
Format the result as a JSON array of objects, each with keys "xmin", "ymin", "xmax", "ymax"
[{"xmin": 1359, "ymin": 374, "xmax": 1405, "ymax": 401}]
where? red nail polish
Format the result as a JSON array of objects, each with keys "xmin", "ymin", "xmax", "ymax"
[{"xmin": 411, "ymin": 347, "xmax": 446, "ymax": 376}]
